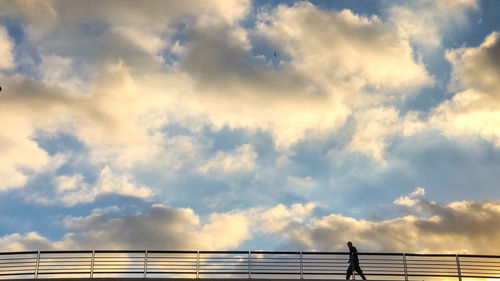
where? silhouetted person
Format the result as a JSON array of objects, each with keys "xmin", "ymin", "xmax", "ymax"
[{"xmin": 346, "ymin": 241, "xmax": 366, "ymax": 280}]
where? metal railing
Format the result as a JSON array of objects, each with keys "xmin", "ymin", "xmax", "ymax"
[{"xmin": 1, "ymin": 250, "xmax": 500, "ymax": 280}]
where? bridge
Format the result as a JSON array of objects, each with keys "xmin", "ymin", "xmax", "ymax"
[{"xmin": 1, "ymin": 250, "xmax": 499, "ymax": 280}]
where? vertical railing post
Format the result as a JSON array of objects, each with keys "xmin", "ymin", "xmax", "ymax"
[
  {"xmin": 90, "ymin": 250, "xmax": 95, "ymax": 278},
  {"xmin": 352, "ymin": 262, "xmax": 356, "ymax": 280},
  {"xmin": 456, "ymin": 254, "xmax": 462, "ymax": 281},
  {"xmin": 34, "ymin": 251, "xmax": 40, "ymax": 279},
  {"xmin": 300, "ymin": 252, "xmax": 303, "ymax": 279},
  {"xmin": 196, "ymin": 251, "xmax": 200, "ymax": 279},
  {"xmin": 248, "ymin": 251, "xmax": 252, "ymax": 279},
  {"xmin": 144, "ymin": 250, "xmax": 148, "ymax": 278},
  {"xmin": 403, "ymin": 253, "xmax": 408, "ymax": 281}
]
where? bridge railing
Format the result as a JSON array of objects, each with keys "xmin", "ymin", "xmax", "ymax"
[{"xmin": 1, "ymin": 250, "xmax": 500, "ymax": 280}]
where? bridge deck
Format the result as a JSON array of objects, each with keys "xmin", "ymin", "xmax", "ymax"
[{"xmin": 10, "ymin": 277, "xmax": 404, "ymax": 281}]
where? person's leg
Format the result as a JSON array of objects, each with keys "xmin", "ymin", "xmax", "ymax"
[
  {"xmin": 355, "ymin": 264, "xmax": 367, "ymax": 280},
  {"xmin": 346, "ymin": 265, "xmax": 353, "ymax": 280}
]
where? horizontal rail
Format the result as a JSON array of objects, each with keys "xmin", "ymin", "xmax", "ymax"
[{"xmin": 1, "ymin": 250, "xmax": 500, "ymax": 280}]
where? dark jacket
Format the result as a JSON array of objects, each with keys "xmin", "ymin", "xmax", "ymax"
[{"xmin": 348, "ymin": 246, "xmax": 359, "ymax": 264}]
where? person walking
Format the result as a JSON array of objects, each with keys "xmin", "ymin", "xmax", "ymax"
[{"xmin": 346, "ymin": 241, "xmax": 367, "ymax": 280}]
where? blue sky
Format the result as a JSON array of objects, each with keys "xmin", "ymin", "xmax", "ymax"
[{"xmin": 1, "ymin": 0, "xmax": 500, "ymax": 254}]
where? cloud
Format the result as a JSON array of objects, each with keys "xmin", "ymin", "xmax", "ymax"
[
  {"xmin": 0, "ymin": 26, "xmax": 14, "ymax": 69},
  {"xmin": 0, "ymin": 136, "xmax": 58, "ymax": 191},
  {"xmin": 348, "ymin": 107, "xmax": 401, "ymax": 160},
  {"xmin": 347, "ymin": 107, "xmax": 425, "ymax": 160},
  {"xmin": 37, "ymin": 54, "xmax": 85, "ymax": 90},
  {"xmin": 3, "ymin": 194, "xmax": 500, "ymax": 254},
  {"xmin": 394, "ymin": 187, "xmax": 425, "ymax": 206},
  {"xmin": 48, "ymin": 167, "xmax": 153, "ymax": 206},
  {"xmin": 0, "ymin": 76, "xmax": 70, "ymax": 190},
  {"xmin": 0, "ymin": 232, "xmax": 54, "ymax": 252},
  {"xmin": 259, "ymin": 188, "xmax": 500, "ymax": 254},
  {"xmin": 0, "ymin": 0, "xmax": 436, "ymax": 192},
  {"xmin": 0, "ymin": 1, "xmax": 499, "ymax": 264},
  {"xmin": 0, "ymin": 0, "xmax": 251, "ymax": 75},
  {"xmin": 0, "ymin": 0, "xmax": 493, "ymax": 218},
  {"xmin": 0, "ymin": 0, "xmax": 250, "ymax": 34},
  {"xmin": 1, "ymin": 204, "xmax": 251, "ymax": 251},
  {"xmin": 259, "ymin": 2, "xmax": 433, "ymax": 91},
  {"xmin": 430, "ymin": 32, "xmax": 500, "ymax": 145},
  {"xmin": 1, "ymin": 60, "xmax": 190, "ymax": 191},
  {"xmin": 55, "ymin": 173, "xmax": 83, "ymax": 192},
  {"xmin": 447, "ymin": 31, "xmax": 500, "ymax": 97},
  {"xmin": 177, "ymin": 2, "xmax": 433, "ymax": 149},
  {"xmin": 199, "ymin": 212, "xmax": 250, "ymax": 250},
  {"xmin": 343, "ymin": 30, "xmax": 500, "ymax": 160},
  {"xmin": 0, "ymin": 0, "xmax": 251, "ymax": 189},
  {"xmin": 179, "ymin": 22, "xmax": 346, "ymax": 146},
  {"xmin": 388, "ymin": 0, "xmax": 478, "ymax": 47},
  {"xmin": 287, "ymin": 176, "xmax": 316, "ymax": 190},
  {"xmin": 0, "ymin": 64, "xmax": 177, "ymax": 190},
  {"xmin": 197, "ymin": 144, "xmax": 257, "ymax": 176},
  {"xmin": 249, "ymin": 2, "xmax": 432, "ymax": 151},
  {"xmin": 1, "ymin": 203, "xmax": 315, "ymax": 251},
  {"xmin": 256, "ymin": 203, "xmax": 317, "ymax": 233}
]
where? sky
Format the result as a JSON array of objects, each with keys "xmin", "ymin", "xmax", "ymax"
[{"xmin": 0, "ymin": 0, "xmax": 500, "ymax": 254}]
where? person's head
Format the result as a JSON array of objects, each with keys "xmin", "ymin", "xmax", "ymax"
[{"xmin": 347, "ymin": 241, "xmax": 353, "ymax": 248}]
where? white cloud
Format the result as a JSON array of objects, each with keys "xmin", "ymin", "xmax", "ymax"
[
  {"xmin": 245, "ymin": 2, "xmax": 432, "ymax": 150},
  {"xmin": 388, "ymin": 0, "xmax": 478, "ymax": 47},
  {"xmin": 0, "ymin": 87, "xmax": 68, "ymax": 191},
  {"xmin": 256, "ymin": 203, "xmax": 317, "ymax": 233},
  {"xmin": 446, "ymin": 32, "xmax": 500, "ymax": 96},
  {"xmin": 4, "ymin": 197, "xmax": 500, "ymax": 254},
  {"xmin": 172, "ymin": 2, "xmax": 434, "ymax": 150},
  {"xmin": 0, "ymin": 0, "xmax": 250, "ymax": 36},
  {"xmin": 411, "ymin": 187, "xmax": 425, "ymax": 196},
  {"xmin": 259, "ymin": 3, "xmax": 433, "ymax": 91},
  {"xmin": 95, "ymin": 166, "xmax": 152, "ymax": 198},
  {"xmin": 0, "ymin": 232, "xmax": 55, "ymax": 252},
  {"xmin": 0, "ymin": 135, "xmax": 52, "ymax": 190},
  {"xmin": 55, "ymin": 174, "xmax": 82, "ymax": 192},
  {"xmin": 0, "ymin": 0, "xmax": 483, "ymax": 199},
  {"xmin": 37, "ymin": 54, "xmax": 85, "ymax": 91},
  {"xmin": 0, "ymin": 0, "xmax": 438, "ymax": 191},
  {"xmin": 389, "ymin": 6, "xmax": 441, "ymax": 47},
  {"xmin": 112, "ymin": 26, "xmax": 167, "ymax": 57},
  {"xmin": 347, "ymin": 107, "xmax": 426, "ymax": 160},
  {"xmin": 0, "ymin": 65, "xmax": 173, "ymax": 190},
  {"xmin": 348, "ymin": 107, "xmax": 401, "ymax": 160},
  {"xmin": 255, "ymin": 195, "xmax": 500, "ymax": 254},
  {"xmin": 1, "ymin": 204, "xmax": 251, "ymax": 251},
  {"xmin": 287, "ymin": 176, "xmax": 316, "ymax": 189},
  {"xmin": 344, "ymin": 30, "xmax": 500, "ymax": 161},
  {"xmin": 0, "ymin": 1, "xmax": 498, "ymax": 262},
  {"xmin": 198, "ymin": 144, "xmax": 257, "ymax": 176},
  {"xmin": 199, "ymin": 212, "xmax": 250, "ymax": 250},
  {"xmin": 394, "ymin": 187, "xmax": 426, "ymax": 206},
  {"xmin": 0, "ymin": 26, "xmax": 14, "ymax": 69},
  {"xmin": 50, "ymin": 166, "xmax": 152, "ymax": 206},
  {"xmin": 431, "ymin": 32, "xmax": 500, "ymax": 145},
  {"xmin": 0, "ymin": 73, "xmax": 80, "ymax": 191}
]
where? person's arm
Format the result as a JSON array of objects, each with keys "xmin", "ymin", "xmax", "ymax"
[{"xmin": 353, "ymin": 247, "xmax": 359, "ymax": 263}]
